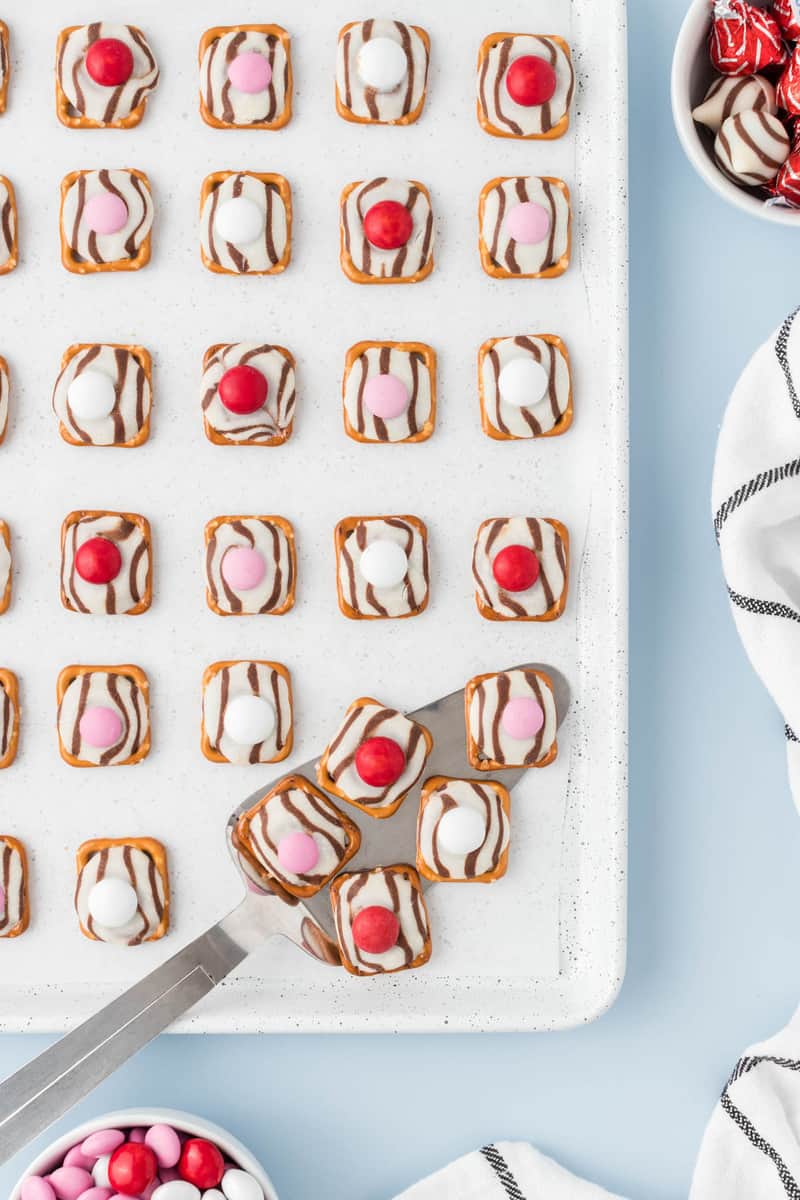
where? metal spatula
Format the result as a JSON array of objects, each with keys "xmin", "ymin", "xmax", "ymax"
[{"xmin": 0, "ymin": 662, "xmax": 570, "ymax": 1166}]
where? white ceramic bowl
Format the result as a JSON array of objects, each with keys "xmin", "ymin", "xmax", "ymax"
[
  {"xmin": 10, "ymin": 1107, "xmax": 279, "ymax": 1200},
  {"xmin": 671, "ymin": 0, "xmax": 800, "ymax": 225}
]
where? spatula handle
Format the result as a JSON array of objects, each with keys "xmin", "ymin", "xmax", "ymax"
[{"xmin": 0, "ymin": 904, "xmax": 252, "ymax": 1167}]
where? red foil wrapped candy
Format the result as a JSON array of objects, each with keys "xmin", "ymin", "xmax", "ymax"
[
  {"xmin": 709, "ymin": 0, "xmax": 787, "ymax": 75},
  {"xmin": 778, "ymin": 45, "xmax": 800, "ymax": 116},
  {"xmin": 773, "ymin": 0, "xmax": 800, "ymax": 42}
]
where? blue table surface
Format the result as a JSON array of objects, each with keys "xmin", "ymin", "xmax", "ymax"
[{"xmin": 6, "ymin": 3, "xmax": 800, "ymax": 1197}]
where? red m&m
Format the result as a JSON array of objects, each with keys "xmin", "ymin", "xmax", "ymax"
[
  {"xmin": 352, "ymin": 904, "xmax": 400, "ymax": 954},
  {"xmin": 363, "ymin": 200, "xmax": 413, "ymax": 250},
  {"xmin": 178, "ymin": 1137, "xmax": 225, "ymax": 1190},
  {"xmin": 107, "ymin": 1142, "xmax": 158, "ymax": 1197},
  {"xmin": 75, "ymin": 536, "xmax": 122, "ymax": 585},
  {"xmin": 218, "ymin": 364, "xmax": 268, "ymax": 415},
  {"xmin": 85, "ymin": 38, "xmax": 135, "ymax": 87},
  {"xmin": 505, "ymin": 55, "xmax": 557, "ymax": 107},
  {"xmin": 355, "ymin": 736, "xmax": 406, "ymax": 787},
  {"xmin": 492, "ymin": 544, "xmax": 540, "ymax": 592}
]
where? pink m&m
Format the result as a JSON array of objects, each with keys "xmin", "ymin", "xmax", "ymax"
[
  {"xmin": 83, "ymin": 193, "xmax": 129, "ymax": 236},
  {"xmin": 277, "ymin": 831, "xmax": 319, "ymax": 875},
  {"xmin": 504, "ymin": 201, "xmax": 550, "ymax": 245},
  {"xmin": 82, "ymin": 1131, "xmax": 126, "ymax": 1160},
  {"xmin": 228, "ymin": 51, "xmax": 272, "ymax": 94},
  {"xmin": 20, "ymin": 1179, "xmax": 56, "ymax": 1200},
  {"xmin": 363, "ymin": 374, "xmax": 409, "ymax": 420},
  {"xmin": 47, "ymin": 1166, "xmax": 93, "ymax": 1200},
  {"xmin": 501, "ymin": 696, "xmax": 545, "ymax": 740},
  {"xmin": 75, "ymin": 1190, "xmax": 114, "ymax": 1200},
  {"xmin": 63, "ymin": 1148, "xmax": 94, "ymax": 1171},
  {"xmin": 79, "ymin": 706, "xmax": 123, "ymax": 750},
  {"xmin": 221, "ymin": 546, "xmax": 266, "ymax": 592},
  {"xmin": 145, "ymin": 1123, "xmax": 181, "ymax": 1169}
]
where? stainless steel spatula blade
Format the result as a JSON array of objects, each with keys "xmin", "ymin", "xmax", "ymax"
[{"xmin": 0, "ymin": 663, "xmax": 570, "ymax": 1165}]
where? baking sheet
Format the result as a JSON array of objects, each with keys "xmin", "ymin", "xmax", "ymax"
[{"xmin": 0, "ymin": 0, "xmax": 627, "ymax": 1032}]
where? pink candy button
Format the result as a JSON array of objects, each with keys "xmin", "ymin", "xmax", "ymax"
[
  {"xmin": 221, "ymin": 546, "xmax": 266, "ymax": 592},
  {"xmin": 277, "ymin": 831, "xmax": 319, "ymax": 875},
  {"xmin": 501, "ymin": 696, "xmax": 545, "ymax": 740},
  {"xmin": 47, "ymin": 1166, "xmax": 93, "ymax": 1200},
  {"xmin": 77, "ymin": 1189, "xmax": 114, "ymax": 1200},
  {"xmin": 79, "ymin": 705, "xmax": 123, "ymax": 750},
  {"xmin": 83, "ymin": 193, "xmax": 129, "ymax": 236},
  {"xmin": 228, "ymin": 51, "xmax": 272, "ymax": 94},
  {"xmin": 20, "ymin": 1179, "xmax": 56, "ymax": 1200},
  {"xmin": 504, "ymin": 201, "xmax": 551, "ymax": 245},
  {"xmin": 145, "ymin": 1123, "xmax": 182, "ymax": 1169},
  {"xmin": 81, "ymin": 1131, "xmax": 125, "ymax": 1160},
  {"xmin": 363, "ymin": 373, "xmax": 409, "ymax": 420}
]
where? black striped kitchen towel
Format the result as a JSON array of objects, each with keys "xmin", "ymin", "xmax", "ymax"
[
  {"xmin": 712, "ymin": 305, "xmax": 800, "ymax": 809},
  {"xmin": 392, "ymin": 1141, "xmax": 621, "ymax": 1198}
]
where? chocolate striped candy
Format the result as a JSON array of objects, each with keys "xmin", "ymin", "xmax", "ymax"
[
  {"xmin": 714, "ymin": 110, "xmax": 790, "ymax": 185},
  {"xmin": 0, "ymin": 669, "xmax": 18, "ymax": 769},
  {"xmin": 75, "ymin": 839, "xmax": 168, "ymax": 944},
  {"xmin": 417, "ymin": 777, "xmax": 511, "ymax": 883},
  {"xmin": 0, "ymin": 837, "xmax": 27, "ymax": 937},
  {"xmin": 330, "ymin": 864, "xmax": 432, "ymax": 975},
  {"xmin": 57, "ymin": 665, "xmax": 150, "ymax": 767},
  {"xmin": 56, "ymin": 22, "xmax": 159, "ymax": 128},
  {"xmin": 336, "ymin": 19, "xmax": 429, "ymax": 125},
  {"xmin": 199, "ymin": 26, "xmax": 291, "ymax": 129},
  {"xmin": 692, "ymin": 73, "xmax": 776, "ymax": 133}
]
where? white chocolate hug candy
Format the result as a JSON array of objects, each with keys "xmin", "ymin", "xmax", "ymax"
[
  {"xmin": 693, "ymin": 73, "xmax": 776, "ymax": 133},
  {"xmin": 715, "ymin": 110, "xmax": 790, "ymax": 185}
]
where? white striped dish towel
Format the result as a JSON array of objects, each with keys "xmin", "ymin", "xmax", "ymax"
[{"xmin": 712, "ymin": 305, "xmax": 800, "ymax": 809}]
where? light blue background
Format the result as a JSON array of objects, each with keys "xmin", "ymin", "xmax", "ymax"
[{"xmin": 5, "ymin": 2, "xmax": 800, "ymax": 1196}]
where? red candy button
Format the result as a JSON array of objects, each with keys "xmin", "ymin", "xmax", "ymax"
[
  {"xmin": 355, "ymin": 736, "xmax": 406, "ymax": 787},
  {"xmin": 505, "ymin": 55, "xmax": 557, "ymax": 107},
  {"xmin": 179, "ymin": 1138, "xmax": 225, "ymax": 1190},
  {"xmin": 363, "ymin": 200, "xmax": 413, "ymax": 250},
  {"xmin": 85, "ymin": 37, "xmax": 135, "ymax": 87},
  {"xmin": 108, "ymin": 1143, "xmax": 158, "ymax": 1197},
  {"xmin": 218, "ymin": 364, "xmax": 268, "ymax": 415},
  {"xmin": 75, "ymin": 536, "xmax": 122, "ymax": 585},
  {"xmin": 352, "ymin": 905, "xmax": 400, "ymax": 954},
  {"xmin": 492, "ymin": 544, "xmax": 540, "ymax": 592}
]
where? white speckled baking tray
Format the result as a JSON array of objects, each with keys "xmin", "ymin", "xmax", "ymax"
[{"xmin": 0, "ymin": 0, "xmax": 627, "ymax": 1032}]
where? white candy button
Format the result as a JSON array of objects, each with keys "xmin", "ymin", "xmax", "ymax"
[
  {"xmin": 87, "ymin": 878, "xmax": 138, "ymax": 929},
  {"xmin": 221, "ymin": 1169, "xmax": 264, "ymax": 1200},
  {"xmin": 438, "ymin": 806, "xmax": 486, "ymax": 855},
  {"xmin": 214, "ymin": 197, "xmax": 265, "ymax": 247},
  {"xmin": 223, "ymin": 694, "xmax": 276, "ymax": 745},
  {"xmin": 356, "ymin": 36, "xmax": 408, "ymax": 91},
  {"xmin": 497, "ymin": 358, "xmax": 549, "ymax": 409},
  {"xmin": 203, "ymin": 1193, "xmax": 226, "ymax": 1200},
  {"xmin": 93, "ymin": 1154, "xmax": 111, "ymax": 1188},
  {"xmin": 152, "ymin": 1183, "xmax": 201, "ymax": 1200},
  {"xmin": 67, "ymin": 370, "xmax": 117, "ymax": 421},
  {"xmin": 359, "ymin": 539, "xmax": 408, "ymax": 589}
]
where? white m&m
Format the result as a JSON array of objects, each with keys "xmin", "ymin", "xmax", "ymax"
[
  {"xmin": 438, "ymin": 806, "xmax": 486, "ymax": 855},
  {"xmin": 67, "ymin": 371, "xmax": 117, "ymax": 421},
  {"xmin": 87, "ymin": 877, "xmax": 138, "ymax": 929},
  {"xmin": 214, "ymin": 197, "xmax": 265, "ymax": 247},
  {"xmin": 221, "ymin": 1168, "xmax": 264, "ymax": 1200},
  {"xmin": 359, "ymin": 539, "xmax": 408, "ymax": 588},
  {"xmin": 497, "ymin": 358, "xmax": 549, "ymax": 409},
  {"xmin": 223, "ymin": 695, "xmax": 276, "ymax": 746},
  {"xmin": 357, "ymin": 37, "xmax": 407, "ymax": 91}
]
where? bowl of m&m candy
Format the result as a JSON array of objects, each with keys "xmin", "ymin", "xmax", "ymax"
[{"xmin": 12, "ymin": 1108, "xmax": 278, "ymax": 1200}]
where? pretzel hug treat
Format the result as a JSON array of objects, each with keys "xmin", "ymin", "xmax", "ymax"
[
  {"xmin": 466, "ymin": 668, "xmax": 558, "ymax": 771},
  {"xmin": 53, "ymin": 345, "xmax": 152, "ymax": 448},
  {"xmin": 60, "ymin": 510, "xmax": 152, "ymax": 616},
  {"xmin": 340, "ymin": 179, "xmax": 434, "ymax": 284},
  {"xmin": 234, "ymin": 774, "xmax": 360, "ymax": 899},
  {"xmin": 0, "ymin": 23, "xmax": 9, "ymax": 115},
  {"xmin": 336, "ymin": 19, "xmax": 430, "ymax": 125},
  {"xmin": 343, "ymin": 341, "xmax": 436, "ymax": 443},
  {"xmin": 472, "ymin": 517, "xmax": 568, "ymax": 621},
  {"xmin": 416, "ymin": 776, "xmax": 511, "ymax": 883},
  {"xmin": 0, "ymin": 355, "xmax": 8, "ymax": 443},
  {"xmin": 0, "ymin": 669, "xmax": 19, "ymax": 769},
  {"xmin": 201, "ymin": 342, "xmax": 296, "ymax": 446},
  {"xmin": 479, "ymin": 175, "xmax": 570, "ymax": 279},
  {"xmin": 205, "ymin": 515, "xmax": 296, "ymax": 616},
  {"xmin": 200, "ymin": 171, "xmax": 291, "ymax": 275},
  {"xmin": 0, "ymin": 519, "xmax": 10, "ymax": 614},
  {"xmin": 55, "ymin": 23, "xmax": 160, "ymax": 128},
  {"xmin": 479, "ymin": 334, "xmax": 572, "ymax": 439},
  {"xmin": 477, "ymin": 33, "xmax": 574, "ymax": 140},
  {"xmin": 74, "ymin": 837, "xmax": 169, "ymax": 945},
  {"xmin": 335, "ymin": 514, "xmax": 429, "ymax": 619},
  {"xmin": 0, "ymin": 836, "xmax": 28, "ymax": 938},
  {"xmin": 199, "ymin": 24, "xmax": 292, "ymax": 129},
  {"xmin": 57, "ymin": 664, "xmax": 150, "ymax": 767},
  {"xmin": 330, "ymin": 863, "xmax": 432, "ymax": 976},
  {"xmin": 201, "ymin": 659, "xmax": 293, "ymax": 765},
  {"xmin": 0, "ymin": 176, "xmax": 17, "ymax": 274},
  {"xmin": 60, "ymin": 169, "xmax": 154, "ymax": 273},
  {"xmin": 318, "ymin": 696, "xmax": 432, "ymax": 818}
]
